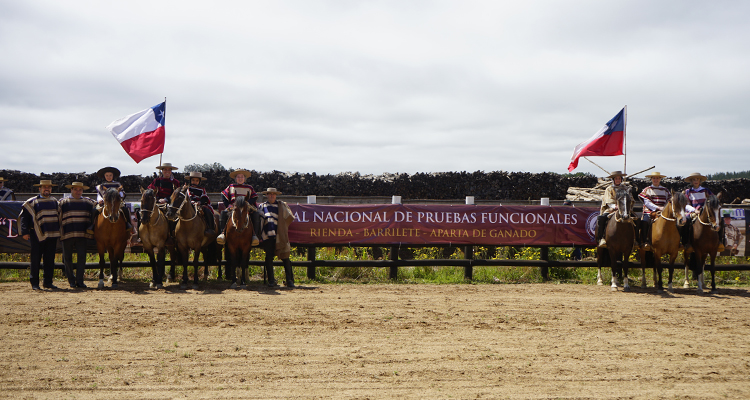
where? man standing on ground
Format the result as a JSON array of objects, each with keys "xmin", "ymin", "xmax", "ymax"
[
  {"xmin": 258, "ymin": 188, "xmax": 296, "ymax": 288},
  {"xmin": 19, "ymin": 179, "xmax": 61, "ymax": 290},
  {"xmin": 59, "ymin": 182, "xmax": 96, "ymax": 289}
]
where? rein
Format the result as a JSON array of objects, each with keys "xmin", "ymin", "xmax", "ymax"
[
  {"xmin": 696, "ymin": 205, "xmax": 719, "ymax": 230},
  {"xmin": 231, "ymin": 206, "xmax": 251, "ymax": 231},
  {"xmin": 169, "ymin": 189, "xmax": 199, "ymax": 222},
  {"xmin": 140, "ymin": 198, "xmax": 164, "ymax": 227},
  {"xmin": 101, "ymin": 201, "xmax": 121, "ymax": 223}
]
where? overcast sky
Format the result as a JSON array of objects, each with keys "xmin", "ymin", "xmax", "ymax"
[{"xmin": 1, "ymin": 0, "xmax": 748, "ymax": 179}]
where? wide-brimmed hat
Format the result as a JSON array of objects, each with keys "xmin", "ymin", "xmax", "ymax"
[
  {"xmin": 229, "ymin": 169, "xmax": 252, "ymax": 179},
  {"xmin": 261, "ymin": 187, "xmax": 282, "ymax": 195},
  {"xmin": 97, "ymin": 166, "xmax": 121, "ymax": 180},
  {"xmin": 607, "ymin": 171, "xmax": 627, "ymax": 179},
  {"xmin": 156, "ymin": 162, "xmax": 178, "ymax": 171},
  {"xmin": 0, "ymin": 177, "xmax": 7, "ymax": 182},
  {"xmin": 684, "ymin": 172, "xmax": 707, "ymax": 183},
  {"xmin": 33, "ymin": 179, "xmax": 57, "ymax": 187},
  {"xmin": 645, "ymin": 171, "xmax": 667, "ymax": 179},
  {"xmin": 187, "ymin": 171, "xmax": 207, "ymax": 181},
  {"xmin": 65, "ymin": 182, "xmax": 90, "ymax": 190}
]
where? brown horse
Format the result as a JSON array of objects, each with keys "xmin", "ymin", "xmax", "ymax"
[
  {"xmin": 138, "ymin": 188, "xmax": 173, "ymax": 289},
  {"xmin": 687, "ymin": 194, "xmax": 721, "ymax": 293},
  {"xmin": 94, "ymin": 188, "xmax": 130, "ymax": 289},
  {"xmin": 166, "ymin": 185, "xmax": 218, "ymax": 289},
  {"xmin": 225, "ymin": 195, "xmax": 255, "ymax": 289},
  {"xmin": 641, "ymin": 191, "xmax": 688, "ymax": 293},
  {"xmin": 597, "ymin": 186, "xmax": 636, "ymax": 291}
]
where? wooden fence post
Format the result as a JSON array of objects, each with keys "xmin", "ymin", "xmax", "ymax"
[
  {"xmin": 389, "ymin": 245, "xmax": 398, "ymax": 280},
  {"xmin": 307, "ymin": 246, "xmax": 316, "ymax": 280},
  {"xmin": 464, "ymin": 245, "xmax": 473, "ymax": 280},
  {"xmin": 540, "ymin": 246, "xmax": 549, "ymax": 281}
]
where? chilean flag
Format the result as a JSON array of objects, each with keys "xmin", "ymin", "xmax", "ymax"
[
  {"xmin": 568, "ymin": 107, "xmax": 625, "ymax": 172},
  {"xmin": 106, "ymin": 102, "xmax": 166, "ymax": 163}
]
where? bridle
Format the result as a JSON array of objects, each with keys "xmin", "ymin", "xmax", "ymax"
[
  {"xmin": 168, "ymin": 188, "xmax": 199, "ymax": 222},
  {"xmin": 696, "ymin": 203, "xmax": 720, "ymax": 231},
  {"xmin": 139, "ymin": 194, "xmax": 164, "ymax": 227}
]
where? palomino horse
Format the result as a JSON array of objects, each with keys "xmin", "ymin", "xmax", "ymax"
[
  {"xmin": 641, "ymin": 192, "xmax": 688, "ymax": 293},
  {"xmin": 94, "ymin": 188, "xmax": 130, "ymax": 289},
  {"xmin": 597, "ymin": 186, "xmax": 636, "ymax": 291},
  {"xmin": 166, "ymin": 185, "xmax": 218, "ymax": 289},
  {"xmin": 225, "ymin": 195, "xmax": 256, "ymax": 289},
  {"xmin": 138, "ymin": 188, "xmax": 172, "ymax": 289},
  {"xmin": 687, "ymin": 194, "xmax": 721, "ymax": 293}
]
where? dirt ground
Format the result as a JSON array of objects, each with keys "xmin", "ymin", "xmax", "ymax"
[{"xmin": 1, "ymin": 279, "xmax": 750, "ymax": 400}]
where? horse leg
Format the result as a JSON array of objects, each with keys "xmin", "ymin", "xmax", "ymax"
[
  {"xmin": 239, "ymin": 249, "xmax": 249, "ymax": 289},
  {"xmin": 667, "ymin": 266, "xmax": 675, "ymax": 293},
  {"xmin": 147, "ymin": 249, "xmax": 158, "ymax": 288},
  {"xmin": 610, "ymin": 252, "xmax": 619, "ymax": 291},
  {"xmin": 227, "ymin": 248, "xmax": 237, "ymax": 289},
  {"xmin": 622, "ymin": 257, "xmax": 630, "ymax": 292},
  {"xmin": 109, "ymin": 249, "xmax": 119, "ymax": 288},
  {"xmin": 597, "ymin": 267, "xmax": 603, "ymax": 286},
  {"xmin": 179, "ymin": 248, "xmax": 190, "ymax": 289},
  {"xmin": 655, "ymin": 254, "xmax": 664, "ymax": 293},
  {"xmin": 193, "ymin": 249, "xmax": 201, "ymax": 289},
  {"xmin": 696, "ymin": 253, "xmax": 707, "ymax": 294},
  {"xmin": 710, "ymin": 254, "xmax": 717, "ymax": 294},
  {"xmin": 640, "ymin": 250, "xmax": 648, "ymax": 289},
  {"xmin": 683, "ymin": 255, "xmax": 691, "ymax": 288},
  {"xmin": 98, "ymin": 252, "xmax": 106, "ymax": 289}
]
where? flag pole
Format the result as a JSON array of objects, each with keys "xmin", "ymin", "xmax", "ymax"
[
  {"xmin": 159, "ymin": 97, "xmax": 166, "ymax": 167},
  {"xmin": 584, "ymin": 157, "xmax": 611, "ymax": 176},
  {"xmin": 623, "ymin": 105, "xmax": 627, "ymax": 174}
]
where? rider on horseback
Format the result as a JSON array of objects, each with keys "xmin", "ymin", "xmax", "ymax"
[
  {"xmin": 596, "ymin": 171, "xmax": 639, "ymax": 250},
  {"xmin": 87, "ymin": 166, "xmax": 132, "ymax": 233},
  {"xmin": 186, "ymin": 171, "xmax": 216, "ymax": 236},
  {"xmin": 682, "ymin": 172, "xmax": 722, "ymax": 253},
  {"xmin": 216, "ymin": 169, "xmax": 261, "ymax": 246},
  {"xmin": 637, "ymin": 171, "xmax": 671, "ymax": 251}
]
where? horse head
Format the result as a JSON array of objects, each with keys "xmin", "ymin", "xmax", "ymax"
[
  {"xmin": 232, "ymin": 195, "xmax": 250, "ymax": 232},
  {"xmin": 703, "ymin": 194, "xmax": 721, "ymax": 231},
  {"xmin": 166, "ymin": 186, "xmax": 188, "ymax": 221},
  {"xmin": 103, "ymin": 187, "xmax": 122, "ymax": 223},
  {"xmin": 615, "ymin": 185, "xmax": 634, "ymax": 221},
  {"xmin": 671, "ymin": 191, "xmax": 689, "ymax": 227},
  {"xmin": 139, "ymin": 188, "xmax": 156, "ymax": 224}
]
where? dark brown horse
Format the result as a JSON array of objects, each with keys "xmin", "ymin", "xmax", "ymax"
[
  {"xmin": 138, "ymin": 188, "xmax": 173, "ymax": 289},
  {"xmin": 166, "ymin": 185, "xmax": 218, "ymax": 289},
  {"xmin": 597, "ymin": 186, "xmax": 636, "ymax": 291},
  {"xmin": 641, "ymin": 191, "xmax": 688, "ymax": 293},
  {"xmin": 688, "ymin": 194, "xmax": 722, "ymax": 293},
  {"xmin": 225, "ymin": 196, "xmax": 255, "ymax": 289},
  {"xmin": 94, "ymin": 188, "xmax": 130, "ymax": 289}
]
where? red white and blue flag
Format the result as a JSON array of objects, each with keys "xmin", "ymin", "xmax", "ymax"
[
  {"xmin": 106, "ymin": 102, "xmax": 166, "ymax": 163},
  {"xmin": 567, "ymin": 107, "xmax": 626, "ymax": 172}
]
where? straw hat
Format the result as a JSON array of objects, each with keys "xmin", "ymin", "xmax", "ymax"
[
  {"xmin": 645, "ymin": 171, "xmax": 667, "ymax": 179},
  {"xmin": 156, "ymin": 162, "xmax": 178, "ymax": 171},
  {"xmin": 261, "ymin": 187, "xmax": 282, "ymax": 195},
  {"xmin": 33, "ymin": 179, "xmax": 57, "ymax": 187},
  {"xmin": 0, "ymin": 177, "xmax": 7, "ymax": 182},
  {"xmin": 65, "ymin": 182, "xmax": 90, "ymax": 190},
  {"xmin": 188, "ymin": 171, "xmax": 207, "ymax": 181},
  {"xmin": 96, "ymin": 166, "xmax": 121, "ymax": 180},
  {"xmin": 229, "ymin": 169, "xmax": 252, "ymax": 179},
  {"xmin": 607, "ymin": 171, "xmax": 627, "ymax": 179},
  {"xmin": 683, "ymin": 172, "xmax": 707, "ymax": 183}
]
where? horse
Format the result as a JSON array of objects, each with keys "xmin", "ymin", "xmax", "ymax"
[
  {"xmin": 597, "ymin": 186, "xmax": 636, "ymax": 291},
  {"xmin": 687, "ymin": 194, "xmax": 722, "ymax": 293},
  {"xmin": 93, "ymin": 187, "xmax": 130, "ymax": 289},
  {"xmin": 138, "ymin": 188, "xmax": 173, "ymax": 289},
  {"xmin": 165, "ymin": 185, "xmax": 218, "ymax": 289},
  {"xmin": 641, "ymin": 191, "xmax": 688, "ymax": 293},
  {"xmin": 224, "ymin": 195, "xmax": 256, "ymax": 289}
]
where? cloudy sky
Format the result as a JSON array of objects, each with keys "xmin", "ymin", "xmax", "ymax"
[{"xmin": 1, "ymin": 0, "xmax": 748, "ymax": 178}]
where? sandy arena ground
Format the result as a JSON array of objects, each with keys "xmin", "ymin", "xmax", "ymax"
[{"xmin": 1, "ymin": 279, "xmax": 749, "ymax": 399}]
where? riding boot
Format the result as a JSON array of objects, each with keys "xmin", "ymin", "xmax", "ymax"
[
  {"xmin": 86, "ymin": 208, "xmax": 100, "ymax": 234},
  {"xmin": 597, "ymin": 214, "xmax": 608, "ymax": 248},
  {"xmin": 203, "ymin": 207, "xmax": 215, "ymax": 236},
  {"xmin": 642, "ymin": 219, "xmax": 652, "ymax": 251},
  {"xmin": 251, "ymin": 211, "xmax": 261, "ymax": 246},
  {"xmin": 632, "ymin": 218, "xmax": 641, "ymax": 252},
  {"xmin": 216, "ymin": 210, "xmax": 228, "ymax": 245},
  {"xmin": 681, "ymin": 222, "xmax": 693, "ymax": 254},
  {"xmin": 121, "ymin": 204, "xmax": 133, "ymax": 231},
  {"xmin": 283, "ymin": 258, "xmax": 295, "ymax": 288}
]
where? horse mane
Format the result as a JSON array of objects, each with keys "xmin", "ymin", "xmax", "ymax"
[
  {"xmin": 705, "ymin": 194, "xmax": 720, "ymax": 211},
  {"xmin": 104, "ymin": 187, "xmax": 121, "ymax": 204},
  {"xmin": 672, "ymin": 192, "xmax": 688, "ymax": 211},
  {"xmin": 235, "ymin": 195, "xmax": 246, "ymax": 209}
]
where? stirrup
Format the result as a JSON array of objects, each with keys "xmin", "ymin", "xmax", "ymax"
[
  {"xmin": 684, "ymin": 244, "xmax": 694, "ymax": 254},
  {"xmin": 598, "ymin": 238, "xmax": 607, "ymax": 248},
  {"xmin": 216, "ymin": 233, "xmax": 225, "ymax": 245},
  {"xmin": 642, "ymin": 242, "xmax": 652, "ymax": 252},
  {"xmin": 251, "ymin": 235, "xmax": 260, "ymax": 246},
  {"xmin": 717, "ymin": 243, "xmax": 725, "ymax": 253}
]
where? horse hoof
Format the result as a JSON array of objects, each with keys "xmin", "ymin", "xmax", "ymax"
[
  {"xmin": 610, "ymin": 286, "xmax": 618, "ymax": 292},
  {"xmin": 149, "ymin": 282, "xmax": 156, "ymax": 289},
  {"xmin": 623, "ymin": 286, "xmax": 631, "ymax": 292},
  {"xmin": 711, "ymin": 289, "xmax": 718, "ymax": 294},
  {"xmin": 179, "ymin": 284, "xmax": 187, "ymax": 290},
  {"xmin": 112, "ymin": 283, "xmax": 118, "ymax": 289},
  {"xmin": 240, "ymin": 285, "xmax": 247, "ymax": 289},
  {"xmin": 192, "ymin": 285, "xmax": 199, "ymax": 290},
  {"xmin": 597, "ymin": 281, "xmax": 603, "ymax": 286},
  {"xmin": 683, "ymin": 283, "xmax": 690, "ymax": 289},
  {"xmin": 229, "ymin": 283, "xmax": 237, "ymax": 289},
  {"xmin": 98, "ymin": 281, "xmax": 104, "ymax": 290}
]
